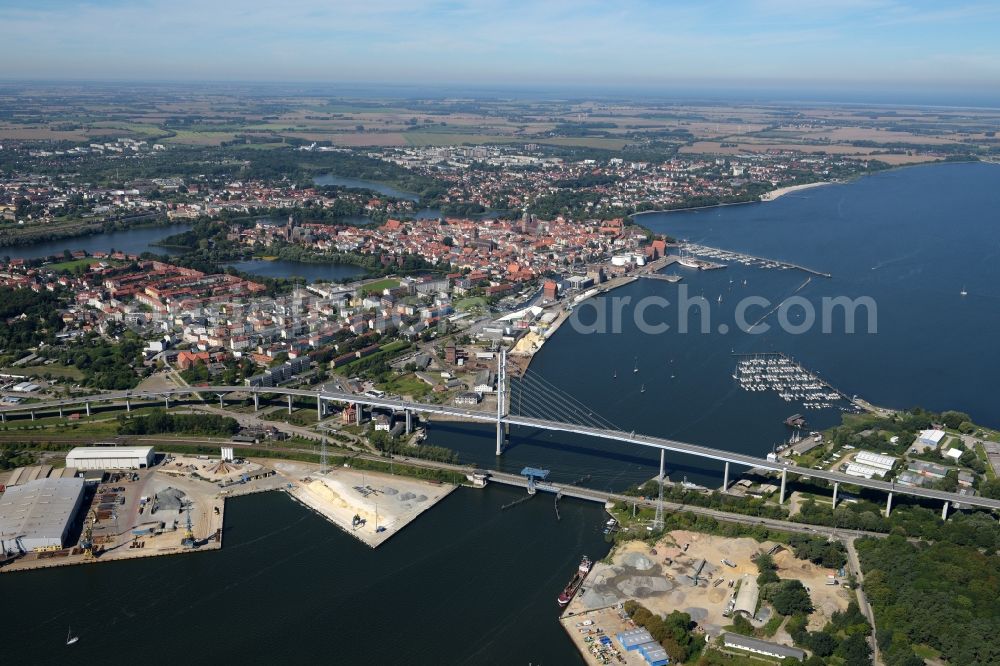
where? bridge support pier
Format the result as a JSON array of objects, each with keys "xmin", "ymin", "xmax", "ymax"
[
  {"xmin": 779, "ymin": 468, "xmax": 787, "ymax": 504},
  {"xmin": 355, "ymin": 403, "xmax": 362, "ymax": 426},
  {"xmin": 125, "ymin": 399, "xmax": 130, "ymax": 413},
  {"xmin": 495, "ymin": 346, "xmax": 506, "ymax": 456},
  {"xmin": 253, "ymin": 393, "xmax": 259, "ymax": 412},
  {"xmin": 885, "ymin": 492, "xmax": 893, "ymax": 517},
  {"xmin": 722, "ymin": 461, "xmax": 729, "ymax": 492},
  {"xmin": 288, "ymin": 394, "xmax": 293, "ymax": 416},
  {"xmin": 219, "ymin": 394, "xmax": 225, "ymax": 409},
  {"xmin": 832, "ymin": 482, "xmax": 839, "ymax": 510},
  {"xmin": 942, "ymin": 501, "xmax": 949, "ymax": 521},
  {"xmin": 164, "ymin": 396, "xmax": 170, "ymax": 409},
  {"xmin": 30, "ymin": 410, "xmax": 35, "ymax": 421},
  {"xmin": 85, "ymin": 402, "xmax": 91, "ymax": 417},
  {"xmin": 59, "ymin": 406, "xmax": 63, "ymax": 418},
  {"xmin": 316, "ymin": 396, "xmax": 322, "ymax": 421},
  {"xmin": 1, "ymin": 412, "xmax": 4, "ymax": 423},
  {"xmin": 405, "ymin": 410, "xmax": 413, "ymax": 435}
]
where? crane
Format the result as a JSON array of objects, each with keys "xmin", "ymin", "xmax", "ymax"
[
  {"xmin": 80, "ymin": 509, "xmax": 98, "ymax": 558},
  {"xmin": 181, "ymin": 506, "xmax": 196, "ymax": 548}
]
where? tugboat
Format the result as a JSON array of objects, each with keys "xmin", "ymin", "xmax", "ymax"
[{"xmin": 557, "ymin": 556, "xmax": 593, "ymax": 607}]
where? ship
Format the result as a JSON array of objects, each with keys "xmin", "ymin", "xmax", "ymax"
[{"xmin": 557, "ymin": 555, "xmax": 593, "ymax": 607}]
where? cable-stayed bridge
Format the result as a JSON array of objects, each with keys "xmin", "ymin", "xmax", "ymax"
[{"xmin": 1, "ymin": 349, "xmax": 998, "ymax": 518}]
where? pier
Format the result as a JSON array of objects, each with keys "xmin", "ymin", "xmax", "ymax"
[
  {"xmin": 731, "ymin": 351, "xmax": 860, "ymax": 412},
  {"xmin": 639, "ymin": 273, "xmax": 683, "ymax": 283},
  {"xmin": 682, "ymin": 242, "xmax": 832, "ymax": 278}
]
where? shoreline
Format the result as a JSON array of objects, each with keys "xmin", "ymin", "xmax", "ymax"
[{"xmin": 759, "ymin": 181, "xmax": 833, "ymax": 201}]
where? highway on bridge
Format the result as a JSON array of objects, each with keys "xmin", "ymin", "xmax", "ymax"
[{"xmin": 3, "ymin": 383, "xmax": 999, "ymax": 514}]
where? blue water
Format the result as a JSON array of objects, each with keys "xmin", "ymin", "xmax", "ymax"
[
  {"xmin": 227, "ymin": 259, "xmax": 365, "ymax": 282},
  {"xmin": 314, "ymin": 173, "xmax": 419, "ymax": 202},
  {"xmin": 636, "ymin": 162, "xmax": 1000, "ymax": 424},
  {"xmin": 5, "ymin": 223, "xmax": 193, "ymax": 260},
  {"xmin": 2, "ymin": 489, "xmax": 609, "ymax": 665},
  {"xmin": 428, "ymin": 162, "xmax": 1000, "ymax": 488}
]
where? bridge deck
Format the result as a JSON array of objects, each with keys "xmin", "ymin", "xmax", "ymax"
[{"xmin": 2, "ymin": 384, "xmax": 999, "ymax": 513}]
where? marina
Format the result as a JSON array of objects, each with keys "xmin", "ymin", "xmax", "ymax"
[
  {"xmin": 732, "ymin": 353, "xmax": 859, "ymax": 412},
  {"xmin": 680, "ymin": 242, "xmax": 832, "ymax": 278}
]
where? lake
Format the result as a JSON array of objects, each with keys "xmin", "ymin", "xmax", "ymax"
[
  {"xmin": 314, "ymin": 173, "xmax": 420, "ymax": 202},
  {"xmin": 5, "ymin": 223, "xmax": 193, "ymax": 260},
  {"xmin": 227, "ymin": 259, "xmax": 366, "ymax": 282}
]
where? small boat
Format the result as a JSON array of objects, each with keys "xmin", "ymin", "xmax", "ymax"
[
  {"xmin": 640, "ymin": 384, "xmax": 646, "ymax": 393},
  {"xmin": 717, "ymin": 294, "xmax": 722, "ymax": 304},
  {"xmin": 960, "ymin": 286, "xmax": 968, "ymax": 296},
  {"xmin": 633, "ymin": 357, "xmax": 639, "ymax": 373},
  {"xmin": 613, "ymin": 369, "xmax": 617, "ymax": 379},
  {"xmin": 66, "ymin": 627, "xmax": 79, "ymax": 646}
]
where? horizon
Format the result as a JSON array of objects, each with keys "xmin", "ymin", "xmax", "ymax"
[
  {"xmin": 2, "ymin": 1, "xmax": 1000, "ymax": 107},
  {"xmin": 2, "ymin": 79, "xmax": 999, "ymax": 110}
]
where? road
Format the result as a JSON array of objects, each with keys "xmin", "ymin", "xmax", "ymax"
[
  {"xmin": 845, "ymin": 537, "xmax": 882, "ymax": 665},
  {"xmin": 5, "ymin": 383, "xmax": 1000, "ymax": 513}
]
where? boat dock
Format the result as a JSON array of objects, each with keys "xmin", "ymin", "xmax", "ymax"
[
  {"xmin": 639, "ymin": 273, "xmax": 683, "ymax": 283},
  {"xmin": 731, "ymin": 352, "xmax": 861, "ymax": 412},
  {"xmin": 682, "ymin": 242, "xmax": 831, "ymax": 278}
]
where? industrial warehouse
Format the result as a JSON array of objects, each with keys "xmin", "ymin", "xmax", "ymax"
[
  {"xmin": 65, "ymin": 445, "xmax": 155, "ymax": 470},
  {"xmin": 0, "ymin": 477, "xmax": 85, "ymax": 554}
]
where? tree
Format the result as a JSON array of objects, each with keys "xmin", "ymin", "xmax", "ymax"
[
  {"xmin": 837, "ymin": 633, "xmax": 872, "ymax": 666},
  {"xmin": 765, "ymin": 579, "xmax": 813, "ymax": 616},
  {"xmin": 941, "ymin": 411, "xmax": 971, "ymax": 429},
  {"xmin": 806, "ymin": 631, "xmax": 837, "ymax": 657},
  {"xmin": 756, "ymin": 553, "xmax": 780, "ymax": 585}
]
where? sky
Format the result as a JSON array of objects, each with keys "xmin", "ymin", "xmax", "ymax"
[{"xmin": 1, "ymin": 0, "xmax": 999, "ymax": 99}]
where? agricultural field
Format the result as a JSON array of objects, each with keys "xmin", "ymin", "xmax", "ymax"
[{"xmin": 2, "ymin": 85, "xmax": 997, "ymax": 162}]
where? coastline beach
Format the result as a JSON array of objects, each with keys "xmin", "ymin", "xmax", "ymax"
[{"xmin": 760, "ymin": 181, "xmax": 832, "ymax": 201}]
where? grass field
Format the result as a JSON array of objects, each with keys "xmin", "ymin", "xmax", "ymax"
[
  {"xmin": 0, "ymin": 364, "xmax": 85, "ymax": 380},
  {"xmin": 45, "ymin": 257, "xmax": 105, "ymax": 272},
  {"xmin": 379, "ymin": 373, "xmax": 431, "ymax": 399},
  {"xmin": 401, "ymin": 131, "xmax": 629, "ymax": 150},
  {"xmin": 360, "ymin": 278, "xmax": 400, "ymax": 294}
]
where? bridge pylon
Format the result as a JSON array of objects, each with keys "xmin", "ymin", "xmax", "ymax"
[
  {"xmin": 495, "ymin": 346, "xmax": 507, "ymax": 456},
  {"xmin": 653, "ymin": 449, "xmax": 665, "ymax": 531}
]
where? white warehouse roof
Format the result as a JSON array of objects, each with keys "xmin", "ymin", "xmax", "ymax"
[
  {"xmin": 854, "ymin": 450, "xmax": 898, "ymax": 471},
  {"xmin": 0, "ymin": 477, "xmax": 85, "ymax": 553},
  {"xmin": 918, "ymin": 429, "xmax": 947, "ymax": 445},
  {"xmin": 66, "ymin": 446, "xmax": 155, "ymax": 470},
  {"xmin": 844, "ymin": 462, "xmax": 887, "ymax": 479},
  {"xmin": 66, "ymin": 446, "xmax": 154, "ymax": 460}
]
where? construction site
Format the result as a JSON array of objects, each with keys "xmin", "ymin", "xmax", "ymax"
[
  {"xmin": 274, "ymin": 460, "xmax": 457, "ymax": 548},
  {"xmin": 562, "ymin": 530, "xmax": 852, "ymax": 664}
]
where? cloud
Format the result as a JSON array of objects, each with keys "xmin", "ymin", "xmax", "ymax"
[{"xmin": 0, "ymin": 0, "xmax": 997, "ymax": 87}]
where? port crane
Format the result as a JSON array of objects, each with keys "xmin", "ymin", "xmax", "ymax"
[
  {"xmin": 181, "ymin": 506, "xmax": 196, "ymax": 548},
  {"xmin": 80, "ymin": 509, "xmax": 98, "ymax": 558}
]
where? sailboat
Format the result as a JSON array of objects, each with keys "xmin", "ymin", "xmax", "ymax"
[
  {"xmin": 960, "ymin": 286, "xmax": 968, "ymax": 296},
  {"xmin": 633, "ymin": 357, "xmax": 639, "ymax": 374},
  {"xmin": 717, "ymin": 294, "xmax": 722, "ymax": 304},
  {"xmin": 66, "ymin": 627, "xmax": 79, "ymax": 646},
  {"xmin": 613, "ymin": 369, "xmax": 617, "ymax": 379}
]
